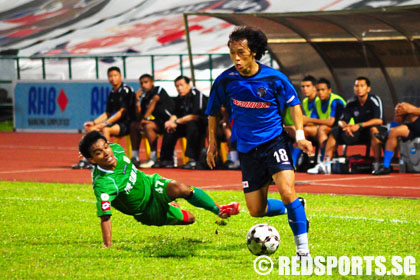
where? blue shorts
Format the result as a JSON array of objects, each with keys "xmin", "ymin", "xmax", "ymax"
[{"xmin": 239, "ymin": 134, "xmax": 294, "ymax": 193}]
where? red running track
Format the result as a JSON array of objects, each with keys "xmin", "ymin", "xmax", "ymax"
[{"xmin": 0, "ymin": 132, "xmax": 419, "ymax": 199}]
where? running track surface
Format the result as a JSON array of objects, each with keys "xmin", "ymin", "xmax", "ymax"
[{"xmin": 0, "ymin": 132, "xmax": 419, "ymax": 199}]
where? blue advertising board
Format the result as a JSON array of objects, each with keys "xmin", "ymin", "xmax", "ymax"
[{"xmin": 14, "ymin": 81, "xmax": 138, "ymax": 132}]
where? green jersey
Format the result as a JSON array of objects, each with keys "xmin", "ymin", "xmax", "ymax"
[{"xmin": 92, "ymin": 143, "xmax": 151, "ymax": 218}]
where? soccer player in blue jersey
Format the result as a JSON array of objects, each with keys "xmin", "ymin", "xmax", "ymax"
[{"xmin": 206, "ymin": 26, "xmax": 313, "ymax": 258}]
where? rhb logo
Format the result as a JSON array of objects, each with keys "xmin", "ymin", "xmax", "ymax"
[{"xmin": 28, "ymin": 86, "xmax": 68, "ymax": 115}]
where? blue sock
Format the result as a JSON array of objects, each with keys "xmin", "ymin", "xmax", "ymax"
[
  {"xmin": 265, "ymin": 198, "xmax": 287, "ymax": 216},
  {"xmin": 291, "ymin": 148, "xmax": 302, "ymax": 166},
  {"xmin": 383, "ymin": 150, "xmax": 394, "ymax": 168},
  {"xmin": 285, "ymin": 199, "xmax": 308, "ymax": 236},
  {"xmin": 320, "ymin": 147, "xmax": 325, "ymax": 162}
]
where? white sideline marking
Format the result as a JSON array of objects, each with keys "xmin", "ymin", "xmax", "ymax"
[
  {"xmin": 238, "ymin": 209, "xmax": 419, "ymax": 225},
  {"xmin": 1, "ymin": 197, "xmax": 95, "ymax": 203},
  {"xmin": 0, "ymin": 145, "xmax": 77, "ymax": 151},
  {"xmin": 305, "ymin": 182, "xmax": 420, "ymax": 190},
  {"xmin": 307, "ymin": 175, "xmax": 395, "ymax": 182},
  {"xmin": 312, "ymin": 213, "xmax": 420, "ymax": 225},
  {"xmin": 0, "ymin": 168, "xmax": 70, "ymax": 174}
]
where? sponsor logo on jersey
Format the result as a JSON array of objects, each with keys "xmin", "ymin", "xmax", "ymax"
[
  {"xmin": 242, "ymin": 181, "xmax": 249, "ymax": 189},
  {"xmin": 257, "ymin": 87, "xmax": 267, "ymax": 97},
  {"xmin": 100, "ymin": 193, "xmax": 109, "ymax": 201},
  {"xmin": 101, "ymin": 201, "xmax": 111, "ymax": 211},
  {"xmin": 233, "ymin": 98, "xmax": 271, "ymax": 109}
]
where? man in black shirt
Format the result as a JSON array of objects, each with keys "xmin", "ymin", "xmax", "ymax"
[
  {"xmin": 130, "ymin": 74, "xmax": 175, "ymax": 168},
  {"xmin": 308, "ymin": 76, "xmax": 385, "ymax": 174},
  {"xmin": 154, "ymin": 76, "xmax": 208, "ymax": 169},
  {"xmin": 73, "ymin": 66, "xmax": 134, "ymax": 169}
]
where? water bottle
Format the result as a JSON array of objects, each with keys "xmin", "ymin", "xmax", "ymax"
[
  {"xmin": 173, "ymin": 150, "xmax": 178, "ymax": 168},
  {"xmin": 399, "ymin": 158, "xmax": 406, "ymax": 173},
  {"xmin": 324, "ymin": 155, "xmax": 331, "ymax": 175}
]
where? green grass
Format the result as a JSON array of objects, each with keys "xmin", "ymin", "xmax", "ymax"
[
  {"xmin": 0, "ymin": 120, "xmax": 13, "ymax": 131},
  {"xmin": 0, "ymin": 181, "xmax": 419, "ymax": 279}
]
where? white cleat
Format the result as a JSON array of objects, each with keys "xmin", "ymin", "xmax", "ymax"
[
  {"xmin": 140, "ymin": 159, "xmax": 155, "ymax": 168},
  {"xmin": 307, "ymin": 162, "xmax": 326, "ymax": 174}
]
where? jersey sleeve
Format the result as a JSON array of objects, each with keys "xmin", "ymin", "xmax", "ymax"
[
  {"xmin": 370, "ymin": 95, "xmax": 384, "ymax": 120},
  {"xmin": 206, "ymin": 76, "xmax": 226, "ymax": 116},
  {"xmin": 340, "ymin": 103, "xmax": 353, "ymax": 123},
  {"xmin": 330, "ymin": 99, "xmax": 344, "ymax": 118},
  {"xmin": 119, "ymin": 86, "xmax": 131, "ymax": 110},
  {"xmin": 279, "ymin": 77, "xmax": 300, "ymax": 108},
  {"xmin": 93, "ymin": 179, "xmax": 118, "ymax": 217},
  {"xmin": 191, "ymin": 89, "xmax": 208, "ymax": 116}
]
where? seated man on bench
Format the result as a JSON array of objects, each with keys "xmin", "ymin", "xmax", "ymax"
[
  {"xmin": 308, "ymin": 76, "xmax": 385, "ymax": 174},
  {"xmin": 373, "ymin": 102, "xmax": 420, "ymax": 175}
]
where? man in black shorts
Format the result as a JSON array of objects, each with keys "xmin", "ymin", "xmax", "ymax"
[
  {"xmin": 308, "ymin": 76, "xmax": 385, "ymax": 174},
  {"xmin": 129, "ymin": 74, "xmax": 175, "ymax": 168},
  {"xmin": 154, "ymin": 76, "xmax": 208, "ymax": 169},
  {"xmin": 73, "ymin": 66, "xmax": 134, "ymax": 169},
  {"xmin": 373, "ymin": 102, "xmax": 420, "ymax": 175}
]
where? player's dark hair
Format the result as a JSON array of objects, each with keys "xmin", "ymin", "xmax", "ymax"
[
  {"xmin": 302, "ymin": 75, "xmax": 317, "ymax": 86},
  {"xmin": 107, "ymin": 66, "xmax": 121, "ymax": 75},
  {"xmin": 174, "ymin": 75, "xmax": 190, "ymax": 84},
  {"xmin": 228, "ymin": 26, "xmax": 267, "ymax": 60},
  {"xmin": 79, "ymin": 131, "xmax": 108, "ymax": 159},
  {"xmin": 317, "ymin": 78, "xmax": 331, "ymax": 89},
  {"xmin": 139, "ymin": 74, "xmax": 154, "ymax": 81},
  {"xmin": 356, "ymin": 76, "xmax": 371, "ymax": 87}
]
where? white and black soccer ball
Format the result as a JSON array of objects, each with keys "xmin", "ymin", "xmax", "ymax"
[{"xmin": 246, "ymin": 224, "xmax": 280, "ymax": 255}]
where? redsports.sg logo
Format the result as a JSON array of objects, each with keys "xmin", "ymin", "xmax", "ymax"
[
  {"xmin": 233, "ymin": 98, "xmax": 271, "ymax": 109},
  {"xmin": 101, "ymin": 201, "xmax": 111, "ymax": 211}
]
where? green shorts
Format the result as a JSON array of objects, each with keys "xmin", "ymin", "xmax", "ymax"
[{"xmin": 134, "ymin": 173, "xmax": 186, "ymax": 226}]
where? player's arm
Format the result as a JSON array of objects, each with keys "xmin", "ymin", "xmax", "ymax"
[
  {"xmin": 100, "ymin": 215, "xmax": 112, "ymax": 248},
  {"xmin": 290, "ymin": 105, "xmax": 313, "ymax": 155},
  {"xmin": 305, "ymin": 117, "xmax": 334, "ymax": 126},
  {"xmin": 207, "ymin": 115, "xmax": 218, "ymax": 169},
  {"xmin": 396, "ymin": 102, "xmax": 420, "ymax": 116},
  {"xmin": 135, "ymin": 89, "xmax": 143, "ymax": 116},
  {"xmin": 175, "ymin": 114, "xmax": 199, "ymax": 124},
  {"xmin": 143, "ymin": 95, "xmax": 160, "ymax": 121},
  {"xmin": 106, "ymin": 108, "xmax": 126, "ymax": 124},
  {"xmin": 85, "ymin": 112, "xmax": 108, "ymax": 128}
]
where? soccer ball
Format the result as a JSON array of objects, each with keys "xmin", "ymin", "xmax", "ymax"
[{"xmin": 246, "ymin": 224, "xmax": 280, "ymax": 255}]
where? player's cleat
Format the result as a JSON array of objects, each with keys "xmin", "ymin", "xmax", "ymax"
[
  {"xmin": 296, "ymin": 249, "xmax": 311, "ymax": 261},
  {"xmin": 372, "ymin": 165, "xmax": 392, "ymax": 175},
  {"xmin": 224, "ymin": 160, "xmax": 241, "ymax": 170},
  {"xmin": 131, "ymin": 157, "xmax": 140, "ymax": 168},
  {"xmin": 298, "ymin": 196, "xmax": 310, "ymax": 232},
  {"xmin": 140, "ymin": 159, "xmax": 155, "ymax": 168},
  {"xmin": 182, "ymin": 159, "xmax": 197, "ymax": 169},
  {"xmin": 72, "ymin": 160, "xmax": 93, "ymax": 169},
  {"xmin": 307, "ymin": 162, "xmax": 326, "ymax": 174},
  {"xmin": 218, "ymin": 202, "xmax": 240, "ymax": 218}
]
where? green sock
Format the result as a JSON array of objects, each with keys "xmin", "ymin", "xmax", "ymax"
[{"xmin": 186, "ymin": 187, "xmax": 220, "ymax": 215}]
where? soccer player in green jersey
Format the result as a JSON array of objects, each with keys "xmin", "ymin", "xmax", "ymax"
[{"xmin": 79, "ymin": 131, "xmax": 240, "ymax": 248}]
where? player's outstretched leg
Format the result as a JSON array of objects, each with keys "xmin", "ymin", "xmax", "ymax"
[
  {"xmin": 166, "ymin": 181, "xmax": 240, "ymax": 218},
  {"xmin": 273, "ymin": 170, "xmax": 309, "ymax": 259}
]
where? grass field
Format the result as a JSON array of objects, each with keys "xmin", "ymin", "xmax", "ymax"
[{"xmin": 1, "ymin": 181, "xmax": 419, "ymax": 279}]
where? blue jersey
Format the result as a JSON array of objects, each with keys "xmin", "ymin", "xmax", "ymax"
[{"xmin": 206, "ymin": 63, "xmax": 300, "ymax": 153}]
